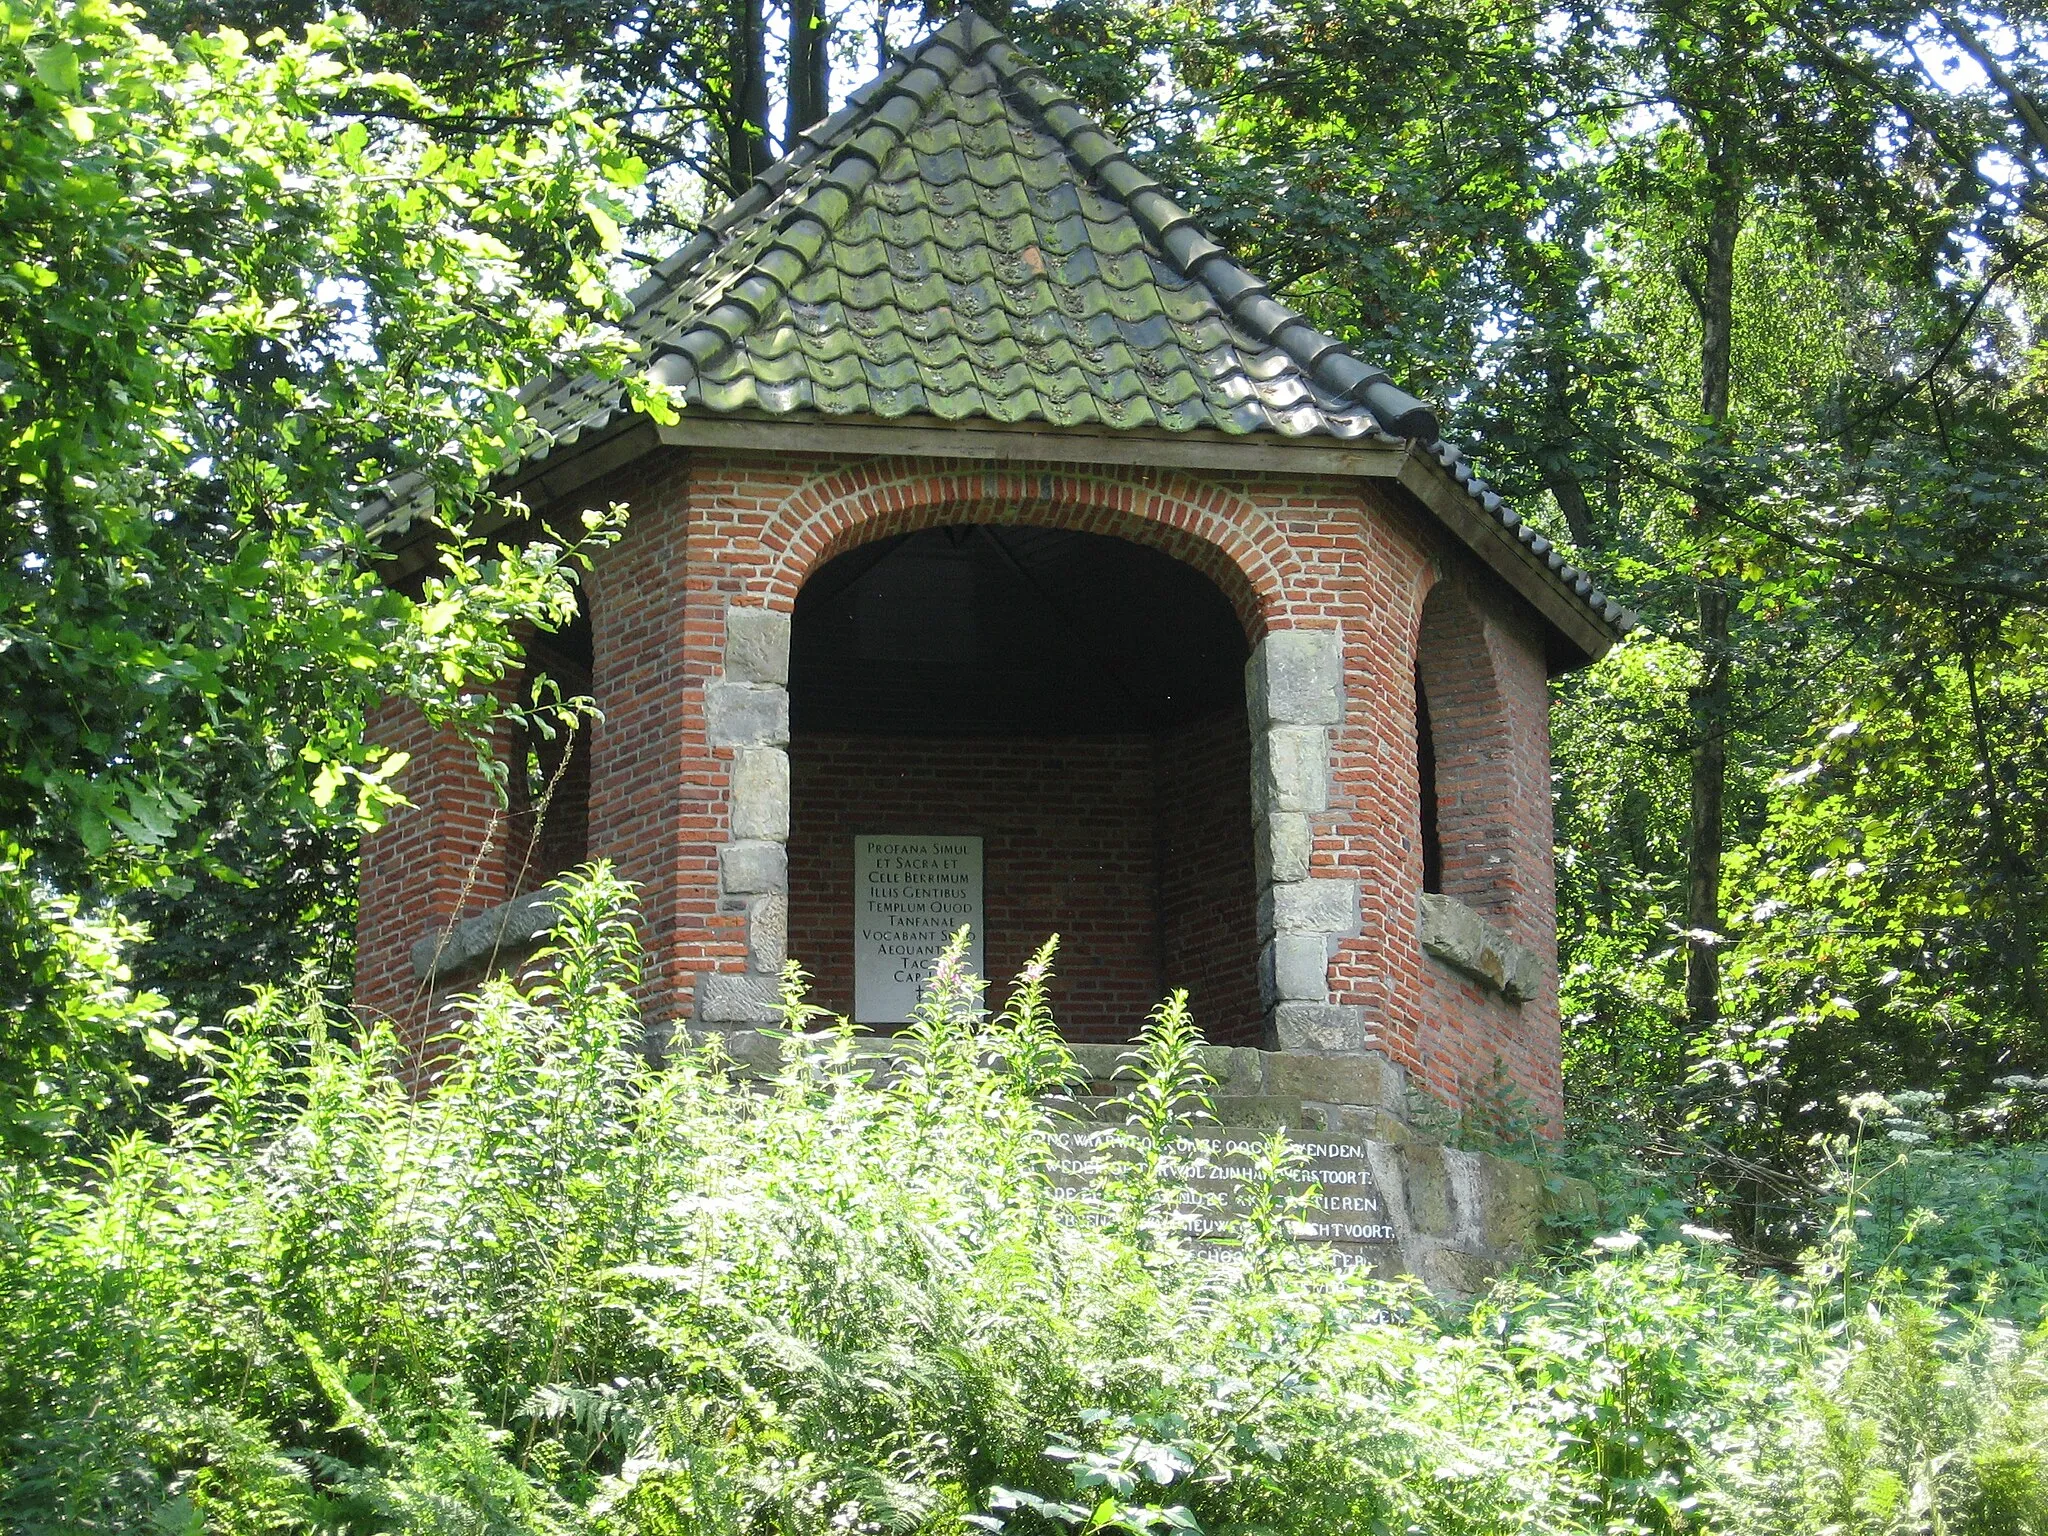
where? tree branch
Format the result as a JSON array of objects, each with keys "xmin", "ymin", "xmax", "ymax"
[{"xmin": 1934, "ymin": 8, "xmax": 2048, "ymax": 157}]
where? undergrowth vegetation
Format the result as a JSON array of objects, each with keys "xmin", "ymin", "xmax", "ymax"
[{"xmin": 3, "ymin": 868, "xmax": 2045, "ymax": 1535}]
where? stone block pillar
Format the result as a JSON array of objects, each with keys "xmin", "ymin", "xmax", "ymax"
[
  {"xmin": 696, "ymin": 602, "xmax": 794, "ymax": 1026},
  {"xmin": 1245, "ymin": 629, "xmax": 1366, "ymax": 1053}
]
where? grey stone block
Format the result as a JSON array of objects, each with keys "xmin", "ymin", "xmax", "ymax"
[
  {"xmin": 704, "ymin": 681, "xmax": 790, "ymax": 747},
  {"xmin": 1263, "ymin": 1049, "xmax": 1404, "ymax": 1110},
  {"xmin": 1253, "ymin": 725, "xmax": 1329, "ymax": 814},
  {"xmin": 1064, "ymin": 1043, "xmax": 1261, "ymax": 1098},
  {"xmin": 1309, "ymin": 1102, "xmax": 1412, "ymax": 1140},
  {"xmin": 1502, "ymin": 940, "xmax": 1544, "ymax": 1003},
  {"xmin": 1247, "ymin": 629, "xmax": 1345, "ymax": 727},
  {"xmin": 1416, "ymin": 1244, "xmax": 1501, "ymax": 1296},
  {"xmin": 1253, "ymin": 811, "xmax": 1311, "ymax": 884},
  {"xmin": 1206, "ymin": 1046, "xmax": 1266, "ymax": 1097},
  {"xmin": 1418, "ymin": 892, "xmax": 1542, "ymax": 1002},
  {"xmin": 1269, "ymin": 1001, "xmax": 1366, "ymax": 1052},
  {"xmin": 1468, "ymin": 1149, "xmax": 1544, "ymax": 1252},
  {"xmin": 1266, "ymin": 878, "xmax": 1359, "ymax": 937},
  {"xmin": 724, "ymin": 605, "xmax": 791, "ymax": 685},
  {"xmin": 1208, "ymin": 1094, "xmax": 1304, "ymax": 1129},
  {"xmin": 746, "ymin": 893, "xmax": 787, "ymax": 973},
  {"xmin": 1065, "ymin": 1043, "xmax": 1124, "ymax": 1087},
  {"xmin": 729, "ymin": 747, "xmax": 790, "ymax": 840},
  {"xmin": 1441, "ymin": 1147, "xmax": 1489, "ymax": 1248},
  {"xmin": 1266, "ymin": 932, "xmax": 1329, "ymax": 1002},
  {"xmin": 640, "ymin": 1014, "xmax": 680, "ymax": 1061},
  {"xmin": 1396, "ymin": 1140, "xmax": 1455, "ymax": 1237},
  {"xmin": 711, "ymin": 1026, "xmax": 786, "ymax": 1075},
  {"xmin": 412, "ymin": 888, "xmax": 559, "ymax": 981},
  {"xmin": 695, "ymin": 970, "xmax": 783, "ymax": 1024},
  {"xmin": 720, "ymin": 839, "xmax": 788, "ymax": 895},
  {"xmin": 1547, "ymin": 1173, "xmax": 1598, "ymax": 1225}
]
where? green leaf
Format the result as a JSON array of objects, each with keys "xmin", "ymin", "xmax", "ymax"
[{"xmin": 29, "ymin": 41, "xmax": 80, "ymax": 95}]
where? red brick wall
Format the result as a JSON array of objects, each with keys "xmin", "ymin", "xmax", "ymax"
[
  {"xmin": 1417, "ymin": 581, "xmax": 1520, "ymax": 920},
  {"xmin": 1265, "ymin": 478, "xmax": 1560, "ymax": 1133},
  {"xmin": 789, "ymin": 731, "xmax": 1159, "ymax": 1039},
  {"xmin": 1408, "ymin": 572, "xmax": 1561, "ymax": 1130},
  {"xmin": 784, "ymin": 711, "xmax": 1261, "ymax": 1044},
  {"xmin": 356, "ymin": 447, "xmax": 1566, "ymax": 1131},
  {"xmin": 352, "ymin": 696, "xmax": 514, "ymax": 1055},
  {"xmin": 508, "ymin": 645, "xmax": 593, "ymax": 895},
  {"xmin": 583, "ymin": 448, "xmax": 744, "ymax": 1020},
  {"xmin": 1156, "ymin": 704, "xmax": 1263, "ymax": 1044}
]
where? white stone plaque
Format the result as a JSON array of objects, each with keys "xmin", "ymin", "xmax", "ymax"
[{"xmin": 854, "ymin": 834, "xmax": 985, "ymax": 1024}]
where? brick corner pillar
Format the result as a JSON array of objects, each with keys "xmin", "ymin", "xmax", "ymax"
[{"xmin": 352, "ymin": 696, "xmax": 512, "ymax": 1055}]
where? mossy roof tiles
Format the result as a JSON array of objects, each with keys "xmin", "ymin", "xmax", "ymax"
[
  {"xmin": 496, "ymin": 12, "xmax": 1631, "ymax": 638},
  {"xmin": 519, "ymin": 12, "xmax": 1438, "ymax": 450}
]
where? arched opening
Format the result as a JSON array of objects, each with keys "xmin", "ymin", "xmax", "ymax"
[
  {"xmin": 509, "ymin": 601, "xmax": 592, "ymax": 896},
  {"xmin": 787, "ymin": 523, "xmax": 1262, "ymax": 1043},
  {"xmin": 1414, "ymin": 582, "xmax": 1515, "ymax": 917},
  {"xmin": 1415, "ymin": 663, "xmax": 1444, "ymax": 896}
]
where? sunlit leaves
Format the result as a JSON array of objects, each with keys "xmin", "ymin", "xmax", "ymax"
[{"xmin": 0, "ymin": 0, "xmax": 637, "ymax": 901}]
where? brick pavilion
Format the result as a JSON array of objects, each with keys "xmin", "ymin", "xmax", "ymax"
[{"xmin": 353, "ymin": 12, "xmax": 1629, "ymax": 1135}]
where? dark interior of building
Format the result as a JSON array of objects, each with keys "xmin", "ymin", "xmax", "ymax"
[
  {"xmin": 788, "ymin": 526, "xmax": 1264, "ymax": 1043},
  {"xmin": 790, "ymin": 524, "xmax": 1249, "ymax": 736},
  {"xmin": 509, "ymin": 605, "xmax": 593, "ymax": 894}
]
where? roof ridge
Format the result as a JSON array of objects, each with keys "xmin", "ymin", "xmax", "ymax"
[
  {"xmin": 1425, "ymin": 439, "xmax": 1629, "ymax": 626},
  {"xmin": 954, "ymin": 16, "xmax": 1440, "ymax": 442},
  {"xmin": 644, "ymin": 20, "xmax": 989, "ymax": 393}
]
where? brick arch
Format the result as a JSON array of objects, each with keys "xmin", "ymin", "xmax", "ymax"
[
  {"xmin": 1414, "ymin": 576, "xmax": 1521, "ymax": 918},
  {"xmin": 757, "ymin": 460, "xmax": 1298, "ymax": 640}
]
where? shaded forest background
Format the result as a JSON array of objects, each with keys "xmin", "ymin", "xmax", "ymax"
[{"xmin": 4, "ymin": 0, "xmax": 2045, "ymax": 1235}]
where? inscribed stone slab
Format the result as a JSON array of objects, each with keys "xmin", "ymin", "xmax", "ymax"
[
  {"xmin": 853, "ymin": 834, "xmax": 985, "ymax": 1024},
  {"xmin": 1047, "ymin": 1127, "xmax": 1399, "ymax": 1265}
]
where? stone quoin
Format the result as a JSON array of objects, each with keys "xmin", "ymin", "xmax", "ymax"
[{"xmin": 351, "ymin": 13, "xmax": 1629, "ymax": 1281}]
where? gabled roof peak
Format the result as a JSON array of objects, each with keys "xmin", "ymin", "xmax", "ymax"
[
  {"xmin": 627, "ymin": 10, "xmax": 1438, "ymax": 440},
  {"xmin": 527, "ymin": 8, "xmax": 1440, "ymax": 447}
]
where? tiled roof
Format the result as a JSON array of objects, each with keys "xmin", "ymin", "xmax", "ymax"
[
  {"xmin": 528, "ymin": 13, "xmax": 1435, "ymax": 444},
  {"xmin": 477, "ymin": 13, "xmax": 1629, "ymax": 638}
]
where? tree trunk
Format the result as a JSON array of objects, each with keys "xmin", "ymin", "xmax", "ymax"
[
  {"xmin": 727, "ymin": 0, "xmax": 772, "ymax": 186},
  {"xmin": 1683, "ymin": 147, "xmax": 1743, "ymax": 1041},
  {"xmin": 1538, "ymin": 349, "xmax": 1598, "ymax": 548},
  {"xmin": 1539, "ymin": 453, "xmax": 1598, "ymax": 549},
  {"xmin": 785, "ymin": 0, "xmax": 830, "ymax": 145},
  {"xmin": 872, "ymin": 0, "xmax": 894, "ymax": 73},
  {"xmin": 1685, "ymin": 580, "xmax": 1731, "ymax": 1036},
  {"xmin": 1959, "ymin": 625, "xmax": 2048, "ymax": 1027}
]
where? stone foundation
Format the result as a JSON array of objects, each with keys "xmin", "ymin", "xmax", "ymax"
[{"xmin": 707, "ymin": 1031, "xmax": 1578, "ymax": 1294}]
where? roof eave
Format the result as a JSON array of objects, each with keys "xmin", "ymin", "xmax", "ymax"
[
  {"xmin": 379, "ymin": 407, "xmax": 1627, "ymax": 664},
  {"xmin": 1394, "ymin": 446, "xmax": 1624, "ymax": 669}
]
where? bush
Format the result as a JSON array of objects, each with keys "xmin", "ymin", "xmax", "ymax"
[{"xmin": 2, "ymin": 867, "xmax": 2044, "ymax": 1535}]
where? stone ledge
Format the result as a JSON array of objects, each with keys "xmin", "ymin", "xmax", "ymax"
[
  {"xmin": 687, "ymin": 1037, "xmax": 1410, "ymax": 1120},
  {"xmin": 1419, "ymin": 892, "xmax": 1542, "ymax": 1002},
  {"xmin": 411, "ymin": 889, "xmax": 560, "ymax": 983},
  {"xmin": 666, "ymin": 1030, "xmax": 1595, "ymax": 1294}
]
